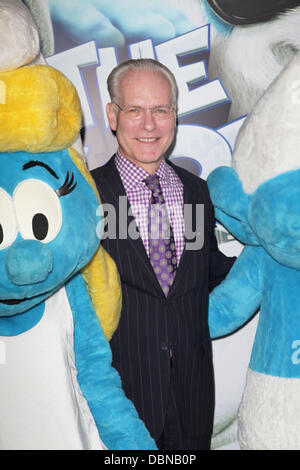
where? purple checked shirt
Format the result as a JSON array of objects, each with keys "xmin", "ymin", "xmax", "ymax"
[{"xmin": 115, "ymin": 150, "xmax": 185, "ymax": 265}]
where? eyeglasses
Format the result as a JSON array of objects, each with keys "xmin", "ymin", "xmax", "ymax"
[{"xmin": 113, "ymin": 102, "xmax": 175, "ymax": 120}]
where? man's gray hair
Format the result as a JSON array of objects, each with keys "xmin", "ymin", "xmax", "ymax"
[{"xmin": 107, "ymin": 58, "xmax": 178, "ymax": 106}]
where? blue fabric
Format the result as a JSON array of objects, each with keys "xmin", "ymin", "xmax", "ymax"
[
  {"xmin": 0, "ymin": 301, "xmax": 45, "ymax": 336},
  {"xmin": 6, "ymin": 240, "xmax": 53, "ymax": 285},
  {"xmin": 208, "ymin": 167, "xmax": 300, "ymax": 379},
  {"xmin": 66, "ymin": 272, "xmax": 157, "ymax": 450},
  {"xmin": 0, "ymin": 149, "xmax": 100, "ymax": 316},
  {"xmin": 207, "ymin": 166, "xmax": 258, "ymax": 245}
]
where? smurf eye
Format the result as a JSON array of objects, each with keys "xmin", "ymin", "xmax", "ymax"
[
  {"xmin": 13, "ymin": 179, "xmax": 62, "ymax": 243},
  {"xmin": 32, "ymin": 213, "xmax": 49, "ymax": 241},
  {"xmin": 0, "ymin": 188, "xmax": 17, "ymax": 250}
]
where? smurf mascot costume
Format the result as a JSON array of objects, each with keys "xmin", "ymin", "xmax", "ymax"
[
  {"xmin": 207, "ymin": 52, "xmax": 300, "ymax": 450},
  {"xmin": 0, "ymin": 0, "xmax": 156, "ymax": 451}
]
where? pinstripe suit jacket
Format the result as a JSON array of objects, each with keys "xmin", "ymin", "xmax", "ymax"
[{"xmin": 91, "ymin": 156, "xmax": 234, "ymax": 443}]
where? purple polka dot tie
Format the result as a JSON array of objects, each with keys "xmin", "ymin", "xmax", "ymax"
[{"xmin": 144, "ymin": 174, "xmax": 177, "ymax": 296}]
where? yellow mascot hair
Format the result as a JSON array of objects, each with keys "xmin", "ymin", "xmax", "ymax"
[{"xmin": 0, "ymin": 64, "xmax": 121, "ymax": 341}]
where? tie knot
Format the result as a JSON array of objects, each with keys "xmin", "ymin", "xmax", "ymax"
[
  {"xmin": 144, "ymin": 174, "xmax": 160, "ymax": 191},
  {"xmin": 144, "ymin": 174, "xmax": 164, "ymax": 203}
]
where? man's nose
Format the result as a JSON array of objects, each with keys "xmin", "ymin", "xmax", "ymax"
[{"xmin": 141, "ymin": 109, "xmax": 156, "ymax": 131}]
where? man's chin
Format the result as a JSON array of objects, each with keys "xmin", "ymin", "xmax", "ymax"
[{"xmin": 137, "ymin": 154, "xmax": 164, "ymax": 164}]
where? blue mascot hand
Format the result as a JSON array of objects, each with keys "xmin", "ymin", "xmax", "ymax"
[
  {"xmin": 49, "ymin": 0, "xmax": 196, "ymax": 47},
  {"xmin": 208, "ymin": 246, "xmax": 263, "ymax": 339}
]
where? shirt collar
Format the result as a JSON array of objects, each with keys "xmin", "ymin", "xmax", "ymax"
[{"xmin": 115, "ymin": 149, "xmax": 170, "ymax": 191}]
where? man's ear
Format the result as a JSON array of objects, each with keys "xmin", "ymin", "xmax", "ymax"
[
  {"xmin": 106, "ymin": 102, "xmax": 117, "ymax": 131},
  {"xmin": 172, "ymin": 104, "xmax": 177, "ymax": 126}
]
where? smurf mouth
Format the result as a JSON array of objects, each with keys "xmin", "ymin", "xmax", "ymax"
[
  {"xmin": 0, "ymin": 284, "xmax": 62, "ymax": 310},
  {"xmin": 0, "ymin": 298, "xmax": 27, "ymax": 305}
]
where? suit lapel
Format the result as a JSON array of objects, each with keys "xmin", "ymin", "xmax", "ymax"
[{"xmin": 167, "ymin": 162, "xmax": 200, "ymax": 297}]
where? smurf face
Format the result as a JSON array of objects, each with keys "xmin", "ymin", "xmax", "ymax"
[
  {"xmin": 248, "ymin": 169, "xmax": 300, "ymax": 270},
  {"xmin": 0, "ymin": 149, "xmax": 100, "ymax": 315}
]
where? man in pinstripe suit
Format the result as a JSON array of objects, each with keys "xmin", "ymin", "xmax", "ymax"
[{"xmin": 91, "ymin": 59, "xmax": 234, "ymax": 450}]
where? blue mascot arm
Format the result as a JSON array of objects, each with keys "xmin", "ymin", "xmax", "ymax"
[
  {"xmin": 65, "ymin": 272, "xmax": 157, "ymax": 450},
  {"xmin": 209, "ymin": 246, "xmax": 263, "ymax": 339}
]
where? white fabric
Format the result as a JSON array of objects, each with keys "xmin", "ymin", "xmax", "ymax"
[
  {"xmin": 231, "ymin": 51, "xmax": 300, "ymax": 194},
  {"xmin": 238, "ymin": 368, "xmax": 300, "ymax": 450},
  {"xmin": 0, "ymin": 0, "xmax": 40, "ymax": 72},
  {"xmin": 0, "ymin": 287, "xmax": 106, "ymax": 450}
]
